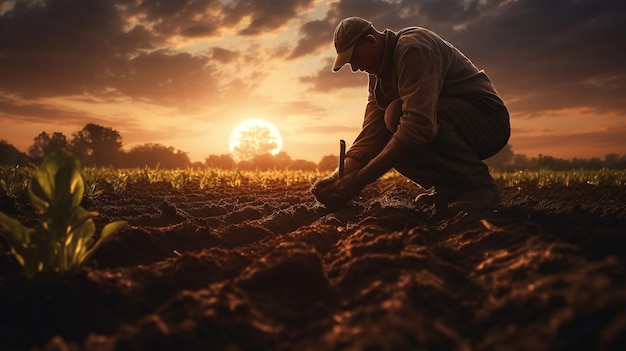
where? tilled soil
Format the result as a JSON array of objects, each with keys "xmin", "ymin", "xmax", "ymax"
[{"xmin": 0, "ymin": 177, "xmax": 625, "ymax": 351}]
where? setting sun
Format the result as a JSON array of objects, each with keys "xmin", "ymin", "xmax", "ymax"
[{"xmin": 229, "ymin": 119, "xmax": 283, "ymax": 162}]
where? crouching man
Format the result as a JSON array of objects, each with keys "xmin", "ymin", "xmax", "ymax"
[{"xmin": 311, "ymin": 17, "xmax": 510, "ymax": 213}]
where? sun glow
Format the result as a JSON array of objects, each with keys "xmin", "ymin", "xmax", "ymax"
[{"xmin": 229, "ymin": 119, "xmax": 283, "ymax": 161}]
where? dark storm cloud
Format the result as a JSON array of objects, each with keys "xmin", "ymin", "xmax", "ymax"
[
  {"xmin": 297, "ymin": 0, "xmax": 626, "ymax": 117},
  {"xmin": 0, "ymin": 0, "xmax": 314, "ymax": 119},
  {"xmin": 289, "ymin": 19, "xmax": 334, "ymax": 59},
  {"xmin": 447, "ymin": 0, "xmax": 626, "ymax": 115},
  {"xmin": 222, "ymin": 0, "xmax": 316, "ymax": 35},
  {"xmin": 0, "ymin": 0, "xmax": 153, "ymax": 97},
  {"xmin": 211, "ymin": 47, "xmax": 239, "ymax": 63},
  {"xmin": 136, "ymin": 0, "xmax": 223, "ymax": 39},
  {"xmin": 112, "ymin": 50, "xmax": 222, "ymax": 107}
]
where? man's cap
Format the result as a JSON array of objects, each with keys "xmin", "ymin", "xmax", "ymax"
[{"xmin": 332, "ymin": 17, "xmax": 373, "ymax": 72}]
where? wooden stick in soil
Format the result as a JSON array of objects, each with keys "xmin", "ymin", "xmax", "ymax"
[{"xmin": 338, "ymin": 139, "xmax": 346, "ymax": 178}]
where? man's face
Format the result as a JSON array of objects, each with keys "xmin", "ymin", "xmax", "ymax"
[{"xmin": 348, "ymin": 35, "xmax": 381, "ymax": 74}]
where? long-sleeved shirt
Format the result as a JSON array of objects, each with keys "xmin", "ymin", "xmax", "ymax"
[{"xmin": 345, "ymin": 27, "xmax": 507, "ymax": 164}]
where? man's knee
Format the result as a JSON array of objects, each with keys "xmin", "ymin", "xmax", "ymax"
[{"xmin": 384, "ymin": 98, "xmax": 402, "ymax": 133}]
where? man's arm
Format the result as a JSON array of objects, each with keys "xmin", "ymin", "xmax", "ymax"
[
  {"xmin": 391, "ymin": 35, "xmax": 444, "ymax": 147},
  {"xmin": 317, "ymin": 157, "xmax": 363, "ymax": 181},
  {"xmin": 342, "ymin": 156, "xmax": 364, "ymax": 176},
  {"xmin": 353, "ymin": 37, "xmax": 446, "ymax": 186},
  {"xmin": 354, "ymin": 136, "xmax": 405, "ymax": 186},
  {"xmin": 313, "ymin": 98, "xmax": 405, "ymax": 202},
  {"xmin": 344, "ymin": 76, "xmax": 392, "ymax": 164},
  {"xmin": 311, "ymin": 136, "xmax": 405, "ymax": 212}
]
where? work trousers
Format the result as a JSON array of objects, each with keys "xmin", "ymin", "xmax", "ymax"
[{"xmin": 386, "ymin": 97, "xmax": 510, "ymax": 191}]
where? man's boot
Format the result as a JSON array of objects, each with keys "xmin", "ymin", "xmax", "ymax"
[
  {"xmin": 414, "ymin": 181, "xmax": 463, "ymax": 212},
  {"xmin": 450, "ymin": 182, "xmax": 500, "ymax": 212}
]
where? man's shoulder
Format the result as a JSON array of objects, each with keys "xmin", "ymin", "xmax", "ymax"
[
  {"xmin": 394, "ymin": 27, "xmax": 447, "ymax": 54},
  {"xmin": 396, "ymin": 27, "xmax": 441, "ymax": 42}
]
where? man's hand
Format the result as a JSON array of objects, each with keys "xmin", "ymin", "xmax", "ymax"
[
  {"xmin": 311, "ymin": 172, "xmax": 365, "ymax": 211},
  {"xmin": 311, "ymin": 173, "xmax": 338, "ymax": 196}
]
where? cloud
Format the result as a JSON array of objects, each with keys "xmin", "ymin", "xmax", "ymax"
[
  {"xmin": 4, "ymin": 0, "xmax": 624, "ymax": 112},
  {"xmin": 135, "ymin": 0, "xmax": 224, "ymax": 39},
  {"xmin": 0, "ymin": 0, "xmax": 314, "ymax": 108},
  {"xmin": 0, "ymin": 0, "xmax": 156, "ymax": 98},
  {"xmin": 222, "ymin": 0, "xmax": 316, "ymax": 35},
  {"xmin": 289, "ymin": 19, "xmax": 334, "ymax": 59},
  {"xmin": 0, "ymin": 95, "xmax": 147, "ymax": 140},
  {"xmin": 445, "ymin": 0, "xmax": 626, "ymax": 115},
  {"xmin": 211, "ymin": 47, "xmax": 240, "ymax": 63},
  {"xmin": 112, "ymin": 50, "xmax": 221, "ymax": 106},
  {"xmin": 0, "ymin": 96, "xmax": 97, "ymax": 125}
]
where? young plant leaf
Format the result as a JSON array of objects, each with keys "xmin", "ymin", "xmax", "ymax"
[
  {"xmin": 0, "ymin": 150, "xmax": 127, "ymax": 277},
  {"xmin": 0, "ymin": 212, "xmax": 34, "ymax": 267},
  {"xmin": 77, "ymin": 220, "xmax": 127, "ymax": 263}
]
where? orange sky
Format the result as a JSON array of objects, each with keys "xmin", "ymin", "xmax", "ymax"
[{"xmin": 1, "ymin": 0, "xmax": 625, "ymax": 163}]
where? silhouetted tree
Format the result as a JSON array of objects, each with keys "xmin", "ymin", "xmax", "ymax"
[
  {"xmin": 231, "ymin": 125, "xmax": 278, "ymax": 162},
  {"xmin": 272, "ymin": 152, "xmax": 292, "ymax": 169},
  {"xmin": 604, "ymin": 153, "xmax": 626, "ymax": 169},
  {"xmin": 125, "ymin": 143, "xmax": 190, "ymax": 169},
  {"xmin": 318, "ymin": 154, "xmax": 339, "ymax": 172},
  {"xmin": 205, "ymin": 154, "xmax": 236, "ymax": 169},
  {"xmin": 237, "ymin": 160, "xmax": 253, "ymax": 170},
  {"xmin": 538, "ymin": 154, "xmax": 577, "ymax": 171},
  {"xmin": 236, "ymin": 152, "xmax": 293, "ymax": 170},
  {"xmin": 28, "ymin": 132, "xmax": 69, "ymax": 160},
  {"xmin": 71, "ymin": 123, "xmax": 124, "ymax": 167},
  {"xmin": 241, "ymin": 153, "xmax": 275, "ymax": 170},
  {"xmin": 586, "ymin": 157, "xmax": 603, "ymax": 170},
  {"xmin": 486, "ymin": 150, "xmax": 626, "ymax": 171},
  {"xmin": 0, "ymin": 140, "xmax": 30, "ymax": 165},
  {"xmin": 510, "ymin": 154, "xmax": 532, "ymax": 170},
  {"xmin": 290, "ymin": 159, "xmax": 317, "ymax": 171}
]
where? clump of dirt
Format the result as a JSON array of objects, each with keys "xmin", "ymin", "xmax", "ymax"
[{"xmin": 0, "ymin": 178, "xmax": 625, "ymax": 351}]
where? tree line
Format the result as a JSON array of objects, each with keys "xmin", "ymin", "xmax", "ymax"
[
  {"xmin": 0, "ymin": 123, "xmax": 336, "ymax": 171},
  {"xmin": 482, "ymin": 144, "xmax": 626, "ymax": 171},
  {"xmin": 1, "ymin": 123, "xmax": 625, "ymax": 171}
]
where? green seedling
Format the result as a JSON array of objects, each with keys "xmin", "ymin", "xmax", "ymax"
[
  {"xmin": 138, "ymin": 165, "xmax": 161, "ymax": 184},
  {"xmin": 82, "ymin": 168, "xmax": 104, "ymax": 201},
  {"xmin": 0, "ymin": 151, "xmax": 127, "ymax": 277},
  {"xmin": 0, "ymin": 165, "xmax": 30, "ymax": 198},
  {"xmin": 110, "ymin": 173, "xmax": 128, "ymax": 193},
  {"xmin": 170, "ymin": 171, "xmax": 188, "ymax": 191}
]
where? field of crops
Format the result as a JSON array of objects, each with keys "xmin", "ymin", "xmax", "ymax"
[
  {"xmin": 3, "ymin": 165, "xmax": 626, "ymax": 199},
  {"xmin": 1, "ymin": 161, "xmax": 625, "ymax": 350}
]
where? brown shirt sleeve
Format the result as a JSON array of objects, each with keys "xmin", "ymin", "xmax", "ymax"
[
  {"xmin": 393, "ymin": 33, "xmax": 444, "ymax": 146},
  {"xmin": 391, "ymin": 29, "xmax": 506, "ymax": 146},
  {"xmin": 345, "ymin": 75, "xmax": 392, "ymax": 164}
]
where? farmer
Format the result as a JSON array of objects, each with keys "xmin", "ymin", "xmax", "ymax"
[{"xmin": 311, "ymin": 17, "xmax": 510, "ymax": 212}]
